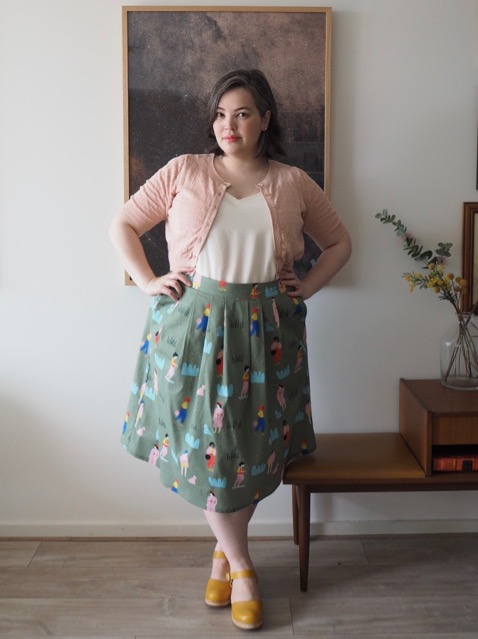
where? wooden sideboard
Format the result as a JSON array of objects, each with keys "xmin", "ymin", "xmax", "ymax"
[{"xmin": 283, "ymin": 379, "xmax": 478, "ymax": 591}]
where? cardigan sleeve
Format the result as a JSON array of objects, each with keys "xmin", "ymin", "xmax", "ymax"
[
  {"xmin": 297, "ymin": 169, "xmax": 348, "ymax": 250},
  {"xmin": 121, "ymin": 155, "xmax": 186, "ymax": 236}
]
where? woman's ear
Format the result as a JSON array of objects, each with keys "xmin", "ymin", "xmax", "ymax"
[{"xmin": 262, "ymin": 110, "xmax": 272, "ymax": 131}]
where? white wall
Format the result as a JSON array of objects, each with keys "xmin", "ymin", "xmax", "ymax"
[{"xmin": 1, "ymin": 0, "xmax": 478, "ymax": 537}]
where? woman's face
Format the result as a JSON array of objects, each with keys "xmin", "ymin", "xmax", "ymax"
[{"xmin": 212, "ymin": 87, "xmax": 270, "ymax": 160}]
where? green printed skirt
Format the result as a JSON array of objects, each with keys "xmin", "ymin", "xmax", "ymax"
[{"xmin": 121, "ymin": 273, "xmax": 316, "ymax": 513}]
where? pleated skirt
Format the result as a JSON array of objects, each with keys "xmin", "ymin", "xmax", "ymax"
[{"xmin": 121, "ymin": 273, "xmax": 316, "ymax": 513}]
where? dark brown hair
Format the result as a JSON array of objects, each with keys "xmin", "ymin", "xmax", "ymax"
[{"xmin": 206, "ymin": 69, "xmax": 285, "ymax": 158}]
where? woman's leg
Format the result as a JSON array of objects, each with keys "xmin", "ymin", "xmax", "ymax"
[{"xmin": 204, "ymin": 505, "xmax": 259, "ymax": 602}]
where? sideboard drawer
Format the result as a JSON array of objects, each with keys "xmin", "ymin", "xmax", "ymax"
[{"xmin": 432, "ymin": 417, "xmax": 478, "ymax": 445}]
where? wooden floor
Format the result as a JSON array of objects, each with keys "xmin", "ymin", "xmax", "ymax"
[{"xmin": 1, "ymin": 535, "xmax": 478, "ymax": 637}]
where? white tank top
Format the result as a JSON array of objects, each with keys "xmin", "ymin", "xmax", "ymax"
[{"xmin": 195, "ymin": 191, "xmax": 276, "ymax": 283}]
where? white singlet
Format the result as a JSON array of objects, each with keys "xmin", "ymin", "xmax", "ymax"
[{"xmin": 195, "ymin": 191, "xmax": 276, "ymax": 283}]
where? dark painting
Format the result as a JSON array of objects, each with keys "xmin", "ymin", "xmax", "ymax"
[{"xmin": 123, "ymin": 7, "xmax": 331, "ymax": 280}]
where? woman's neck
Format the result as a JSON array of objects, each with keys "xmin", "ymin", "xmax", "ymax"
[
  {"xmin": 215, "ymin": 154, "xmax": 269, "ymax": 199},
  {"xmin": 220, "ymin": 153, "xmax": 267, "ymax": 174}
]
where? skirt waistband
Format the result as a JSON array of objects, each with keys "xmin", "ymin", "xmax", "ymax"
[{"xmin": 189, "ymin": 273, "xmax": 283, "ymax": 300}]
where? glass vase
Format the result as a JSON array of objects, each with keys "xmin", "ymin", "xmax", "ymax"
[{"xmin": 440, "ymin": 313, "xmax": 478, "ymax": 390}]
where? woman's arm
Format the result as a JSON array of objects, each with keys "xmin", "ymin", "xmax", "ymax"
[
  {"xmin": 109, "ymin": 212, "xmax": 190, "ymax": 300},
  {"xmin": 279, "ymin": 230, "xmax": 352, "ymax": 300}
]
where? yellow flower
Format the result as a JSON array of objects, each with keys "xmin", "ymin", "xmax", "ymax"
[{"xmin": 445, "ymin": 273, "xmax": 454, "ymax": 280}]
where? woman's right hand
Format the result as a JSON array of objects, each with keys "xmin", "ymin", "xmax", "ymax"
[{"xmin": 143, "ymin": 272, "xmax": 192, "ymax": 301}]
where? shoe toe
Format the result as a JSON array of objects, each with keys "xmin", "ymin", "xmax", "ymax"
[
  {"xmin": 205, "ymin": 578, "xmax": 232, "ymax": 607},
  {"xmin": 231, "ymin": 599, "xmax": 263, "ymax": 630}
]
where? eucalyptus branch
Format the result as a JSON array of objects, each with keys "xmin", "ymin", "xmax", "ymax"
[{"xmin": 374, "ymin": 210, "xmax": 452, "ymax": 267}]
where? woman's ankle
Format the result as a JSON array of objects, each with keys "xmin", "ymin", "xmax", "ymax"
[
  {"xmin": 230, "ymin": 570, "xmax": 260, "ymax": 603},
  {"xmin": 210, "ymin": 551, "xmax": 229, "ymax": 581}
]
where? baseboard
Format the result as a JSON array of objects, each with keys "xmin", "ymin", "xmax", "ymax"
[
  {"xmin": 1, "ymin": 519, "xmax": 478, "ymax": 538},
  {"xmin": 311, "ymin": 519, "xmax": 478, "ymax": 536}
]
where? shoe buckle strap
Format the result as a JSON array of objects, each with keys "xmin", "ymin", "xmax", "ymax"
[{"xmin": 227, "ymin": 569, "xmax": 257, "ymax": 585}]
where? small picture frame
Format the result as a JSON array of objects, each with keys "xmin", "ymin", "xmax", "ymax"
[{"xmin": 462, "ymin": 202, "xmax": 478, "ymax": 312}]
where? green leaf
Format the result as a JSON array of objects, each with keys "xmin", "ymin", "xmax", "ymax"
[{"xmin": 436, "ymin": 242, "xmax": 452, "ymax": 257}]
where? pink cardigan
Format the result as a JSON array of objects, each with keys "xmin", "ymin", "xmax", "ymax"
[{"xmin": 122, "ymin": 154, "xmax": 348, "ymax": 276}]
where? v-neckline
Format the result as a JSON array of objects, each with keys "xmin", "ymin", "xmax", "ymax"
[{"xmin": 223, "ymin": 191, "xmax": 262, "ymax": 203}]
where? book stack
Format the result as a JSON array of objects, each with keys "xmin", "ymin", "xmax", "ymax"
[{"xmin": 433, "ymin": 455, "xmax": 478, "ymax": 472}]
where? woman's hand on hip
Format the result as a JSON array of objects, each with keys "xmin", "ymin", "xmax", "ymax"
[
  {"xmin": 143, "ymin": 272, "xmax": 191, "ymax": 300},
  {"xmin": 278, "ymin": 268, "xmax": 312, "ymax": 300}
]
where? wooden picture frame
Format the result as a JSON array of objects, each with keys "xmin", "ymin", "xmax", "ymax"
[
  {"xmin": 122, "ymin": 6, "xmax": 332, "ymax": 283},
  {"xmin": 462, "ymin": 202, "xmax": 478, "ymax": 312}
]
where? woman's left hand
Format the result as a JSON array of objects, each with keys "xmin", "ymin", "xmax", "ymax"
[
  {"xmin": 278, "ymin": 269, "xmax": 312, "ymax": 300},
  {"xmin": 278, "ymin": 232, "xmax": 352, "ymax": 301}
]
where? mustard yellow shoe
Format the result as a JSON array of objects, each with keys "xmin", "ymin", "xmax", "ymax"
[
  {"xmin": 204, "ymin": 551, "xmax": 232, "ymax": 607},
  {"xmin": 228, "ymin": 569, "xmax": 263, "ymax": 630}
]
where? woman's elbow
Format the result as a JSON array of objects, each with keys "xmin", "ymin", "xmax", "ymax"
[
  {"xmin": 343, "ymin": 231, "xmax": 352, "ymax": 260},
  {"xmin": 109, "ymin": 213, "xmax": 134, "ymax": 246},
  {"xmin": 336, "ymin": 230, "xmax": 352, "ymax": 266}
]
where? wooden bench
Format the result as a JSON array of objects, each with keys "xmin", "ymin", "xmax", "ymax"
[{"xmin": 282, "ymin": 431, "xmax": 478, "ymax": 591}]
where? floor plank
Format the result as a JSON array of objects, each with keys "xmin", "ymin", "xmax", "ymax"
[
  {"xmin": 362, "ymin": 534, "xmax": 478, "ymax": 565},
  {"xmin": 0, "ymin": 542, "xmax": 40, "ymax": 569},
  {"xmin": 290, "ymin": 595, "xmax": 478, "ymax": 635}
]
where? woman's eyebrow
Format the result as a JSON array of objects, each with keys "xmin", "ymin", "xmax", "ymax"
[{"xmin": 217, "ymin": 106, "xmax": 252, "ymax": 112}]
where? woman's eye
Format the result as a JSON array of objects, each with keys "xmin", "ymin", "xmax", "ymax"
[{"xmin": 238, "ymin": 112, "xmax": 249, "ymax": 118}]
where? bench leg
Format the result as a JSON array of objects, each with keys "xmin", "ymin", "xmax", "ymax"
[
  {"xmin": 292, "ymin": 485, "xmax": 299, "ymax": 545},
  {"xmin": 298, "ymin": 485, "xmax": 311, "ymax": 592}
]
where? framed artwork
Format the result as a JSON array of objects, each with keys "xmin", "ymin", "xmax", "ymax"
[
  {"xmin": 462, "ymin": 202, "xmax": 478, "ymax": 312},
  {"xmin": 122, "ymin": 6, "xmax": 332, "ymax": 282}
]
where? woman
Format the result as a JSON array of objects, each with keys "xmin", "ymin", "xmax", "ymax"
[{"xmin": 110, "ymin": 69, "xmax": 351, "ymax": 630}]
